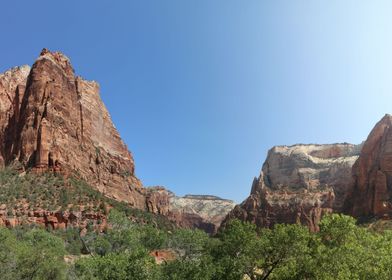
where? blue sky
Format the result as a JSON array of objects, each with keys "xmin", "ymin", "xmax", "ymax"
[{"xmin": 1, "ymin": 1, "xmax": 392, "ymax": 202}]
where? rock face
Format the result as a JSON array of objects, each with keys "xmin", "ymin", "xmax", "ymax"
[
  {"xmin": 1, "ymin": 49, "xmax": 145, "ymax": 208},
  {"xmin": 145, "ymin": 187, "xmax": 171, "ymax": 216},
  {"xmin": 169, "ymin": 194, "xmax": 236, "ymax": 234},
  {"xmin": 145, "ymin": 188, "xmax": 235, "ymax": 234},
  {"xmin": 0, "ymin": 206, "xmax": 107, "ymax": 234},
  {"xmin": 0, "ymin": 65, "xmax": 31, "ymax": 166},
  {"xmin": 344, "ymin": 114, "xmax": 392, "ymax": 219},
  {"xmin": 224, "ymin": 143, "xmax": 361, "ymax": 231},
  {"xmin": 0, "ymin": 49, "xmax": 234, "ymax": 233}
]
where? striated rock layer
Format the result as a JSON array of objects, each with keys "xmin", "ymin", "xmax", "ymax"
[
  {"xmin": 169, "ymin": 194, "xmax": 236, "ymax": 234},
  {"xmin": 146, "ymin": 187, "xmax": 235, "ymax": 234},
  {"xmin": 224, "ymin": 143, "xmax": 361, "ymax": 231},
  {"xmin": 344, "ymin": 114, "xmax": 392, "ymax": 219},
  {"xmin": 0, "ymin": 206, "xmax": 107, "ymax": 234}
]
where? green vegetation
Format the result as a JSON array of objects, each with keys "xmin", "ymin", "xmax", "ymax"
[
  {"xmin": 1, "ymin": 213, "xmax": 392, "ymax": 279},
  {"xmin": 0, "ymin": 167, "xmax": 173, "ymax": 229},
  {"xmin": 1, "ymin": 168, "xmax": 392, "ymax": 279},
  {"xmin": 0, "ymin": 227, "xmax": 66, "ymax": 280}
]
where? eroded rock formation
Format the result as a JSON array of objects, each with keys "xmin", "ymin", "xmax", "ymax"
[
  {"xmin": 145, "ymin": 187, "xmax": 171, "ymax": 216},
  {"xmin": 0, "ymin": 206, "xmax": 107, "ymax": 234},
  {"xmin": 1, "ymin": 49, "xmax": 145, "ymax": 208},
  {"xmin": 0, "ymin": 65, "xmax": 31, "ymax": 166},
  {"xmin": 169, "ymin": 194, "xmax": 235, "ymax": 233},
  {"xmin": 344, "ymin": 114, "xmax": 392, "ymax": 219},
  {"xmin": 0, "ymin": 49, "xmax": 232, "ymax": 233},
  {"xmin": 145, "ymin": 188, "xmax": 235, "ymax": 234},
  {"xmin": 146, "ymin": 187, "xmax": 235, "ymax": 234},
  {"xmin": 224, "ymin": 143, "xmax": 361, "ymax": 231}
]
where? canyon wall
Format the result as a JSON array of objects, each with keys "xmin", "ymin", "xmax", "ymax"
[
  {"xmin": 224, "ymin": 143, "xmax": 361, "ymax": 231},
  {"xmin": 344, "ymin": 114, "xmax": 392, "ymax": 219},
  {"xmin": 0, "ymin": 49, "xmax": 233, "ymax": 232},
  {"xmin": 1, "ymin": 49, "xmax": 145, "ymax": 208},
  {"xmin": 4, "ymin": 49, "xmax": 392, "ymax": 233},
  {"xmin": 169, "ymin": 194, "xmax": 235, "ymax": 233},
  {"xmin": 146, "ymin": 187, "xmax": 235, "ymax": 233}
]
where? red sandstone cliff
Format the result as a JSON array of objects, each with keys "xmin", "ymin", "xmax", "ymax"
[
  {"xmin": 0, "ymin": 49, "xmax": 231, "ymax": 233},
  {"xmin": 1, "ymin": 49, "xmax": 146, "ymax": 207},
  {"xmin": 5, "ymin": 50, "xmax": 392, "ymax": 234},
  {"xmin": 0, "ymin": 65, "xmax": 31, "ymax": 166},
  {"xmin": 344, "ymin": 114, "xmax": 392, "ymax": 219},
  {"xmin": 224, "ymin": 143, "xmax": 361, "ymax": 231},
  {"xmin": 5, "ymin": 50, "xmax": 392, "ymax": 235}
]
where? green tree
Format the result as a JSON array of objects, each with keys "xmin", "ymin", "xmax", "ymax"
[
  {"xmin": 17, "ymin": 229, "xmax": 67, "ymax": 280},
  {"xmin": 161, "ymin": 256, "xmax": 215, "ymax": 280},
  {"xmin": 310, "ymin": 214, "xmax": 392, "ymax": 280},
  {"xmin": 210, "ymin": 219, "xmax": 261, "ymax": 280},
  {"xmin": 75, "ymin": 249, "xmax": 160, "ymax": 280},
  {"xmin": 256, "ymin": 224, "xmax": 313, "ymax": 280},
  {"xmin": 0, "ymin": 228, "xmax": 19, "ymax": 279},
  {"xmin": 166, "ymin": 228, "xmax": 210, "ymax": 259},
  {"xmin": 139, "ymin": 225, "xmax": 168, "ymax": 251}
]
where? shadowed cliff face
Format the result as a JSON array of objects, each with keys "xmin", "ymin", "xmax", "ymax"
[
  {"xmin": 344, "ymin": 114, "xmax": 392, "ymax": 219},
  {"xmin": 224, "ymin": 143, "xmax": 361, "ymax": 231},
  {"xmin": 0, "ymin": 65, "xmax": 31, "ymax": 166}
]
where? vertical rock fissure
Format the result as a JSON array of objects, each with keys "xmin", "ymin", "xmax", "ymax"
[{"xmin": 75, "ymin": 80, "xmax": 84, "ymax": 144}]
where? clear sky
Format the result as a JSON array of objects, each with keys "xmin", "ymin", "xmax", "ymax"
[{"xmin": 1, "ymin": 1, "xmax": 392, "ymax": 202}]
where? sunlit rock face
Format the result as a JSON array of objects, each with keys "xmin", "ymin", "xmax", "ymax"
[
  {"xmin": 146, "ymin": 187, "xmax": 235, "ymax": 234},
  {"xmin": 0, "ymin": 49, "xmax": 234, "ymax": 233},
  {"xmin": 169, "ymin": 194, "xmax": 236, "ymax": 234},
  {"xmin": 344, "ymin": 114, "xmax": 392, "ymax": 219},
  {"xmin": 0, "ymin": 49, "xmax": 145, "ymax": 207},
  {"xmin": 224, "ymin": 143, "xmax": 361, "ymax": 231}
]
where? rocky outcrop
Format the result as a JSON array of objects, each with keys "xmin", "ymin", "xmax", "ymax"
[
  {"xmin": 0, "ymin": 49, "xmax": 234, "ymax": 233},
  {"xmin": 149, "ymin": 250, "xmax": 177, "ymax": 264},
  {"xmin": 344, "ymin": 114, "xmax": 392, "ymax": 219},
  {"xmin": 224, "ymin": 143, "xmax": 361, "ymax": 231},
  {"xmin": 145, "ymin": 187, "xmax": 171, "ymax": 216},
  {"xmin": 1, "ymin": 49, "xmax": 146, "ymax": 208},
  {"xmin": 0, "ymin": 65, "xmax": 30, "ymax": 166},
  {"xmin": 145, "ymin": 188, "xmax": 235, "ymax": 234},
  {"xmin": 0, "ymin": 203, "xmax": 107, "ymax": 234},
  {"xmin": 169, "ymin": 194, "xmax": 235, "ymax": 233}
]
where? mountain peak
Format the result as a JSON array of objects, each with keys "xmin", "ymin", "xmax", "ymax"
[
  {"xmin": 0, "ymin": 49, "xmax": 144, "ymax": 206},
  {"xmin": 0, "ymin": 49, "xmax": 233, "ymax": 233},
  {"xmin": 377, "ymin": 113, "xmax": 392, "ymax": 125},
  {"xmin": 36, "ymin": 48, "xmax": 74, "ymax": 78}
]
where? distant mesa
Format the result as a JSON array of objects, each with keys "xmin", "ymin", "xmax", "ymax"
[
  {"xmin": 169, "ymin": 193, "xmax": 236, "ymax": 233},
  {"xmin": 183, "ymin": 194, "xmax": 234, "ymax": 202}
]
